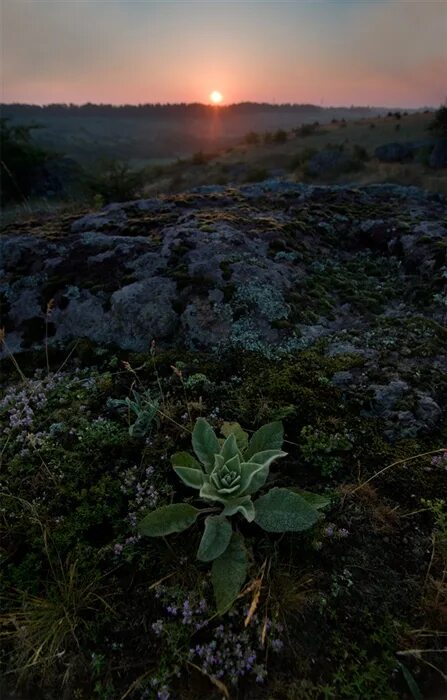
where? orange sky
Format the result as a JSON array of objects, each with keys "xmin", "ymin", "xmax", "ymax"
[{"xmin": 2, "ymin": 0, "xmax": 446, "ymax": 107}]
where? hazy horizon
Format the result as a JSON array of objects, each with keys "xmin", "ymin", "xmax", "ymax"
[
  {"xmin": 2, "ymin": 0, "xmax": 446, "ymax": 109},
  {"xmin": 0, "ymin": 100, "xmax": 436, "ymax": 110}
]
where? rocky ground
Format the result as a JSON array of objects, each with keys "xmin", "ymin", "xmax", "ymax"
[{"xmin": 1, "ymin": 182, "xmax": 446, "ymax": 699}]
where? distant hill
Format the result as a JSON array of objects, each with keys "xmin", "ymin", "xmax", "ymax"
[{"xmin": 1, "ymin": 102, "xmax": 392, "ymax": 165}]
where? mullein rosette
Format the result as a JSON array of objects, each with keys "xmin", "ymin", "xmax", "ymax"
[{"xmin": 139, "ymin": 418, "xmax": 326, "ymax": 612}]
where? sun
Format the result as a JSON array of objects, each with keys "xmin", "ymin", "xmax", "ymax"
[{"xmin": 209, "ymin": 90, "xmax": 223, "ymax": 105}]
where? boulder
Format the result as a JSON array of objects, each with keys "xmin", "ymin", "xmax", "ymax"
[
  {"xmin": 374, "ymin": 142, "xmax": 414, "ymax": 162},
  {"xmin": 306, "ymin": 149, "xmax": 352, "ymax": 177}
]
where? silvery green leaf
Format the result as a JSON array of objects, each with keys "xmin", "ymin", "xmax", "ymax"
[
  {"xmin": 138, "ymin": 503, "xmax": 202, "ymax": 537},
  {"xmin": 254, "ymin": 487, "xmax": 319, "ymax": 533},
  {"xmin": 222, "ymin": 498, "xmax": 256, "ymax": 522},
  {"xmin": 221, "ymin": 422, "xmax": 249, "ymax": 451},
  {"xmin": 223, "ymin": 453, "xmax": 241, "ymax": 475},
  {"xmin": 238, "ymin": 461, "xmax": 269, "ymax": 496},
  {"xmin": 239, "ymin": 449, "xmax": 287, "ymax": 495},
  {"xmin": 213, "ymin": 453, "xmax": 225, "ymax": 470},
  {"xmin": 211, "ymin": 470, "xmax": 241, "ymax": 496},
  {"xmin": 197, "ymin": 515, "xmax": 233, "ymax": 562},
  {"xmin": 249, "ymin": 449, "xmax": 287, "ymax": 468},
  {"xmin": 211, "ymin": 533, "xmax": 248, "ymax": 613},
  {"xmin": 245, "ymin": 421, "xmax": 284, "ymax": 459},
  {"xmin": 192, "ymin": 418, "xmax": 221, "ymax": 472},
  {"xmin": 220, "ymin": 433, "xmax": 240, "ymax": 463},
  {"xmin": 174, "ymin": 466, "xmax": 204, "ymax": 490},
  {"xmin": 200, "ymin": 480, "xmax": 223, "ymax": 503},
  {"xmin": 171, "ymin": 451, "xmax": 202, "ymax": 470},
  {"xmin": 288, "ymin": 489, "xmax": 331, "ymax": 510}
]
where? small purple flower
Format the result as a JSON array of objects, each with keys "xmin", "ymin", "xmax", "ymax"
[
  {"xmin": 151, "ymin": 619, "xmax": 164, "ymax": 636},
  {"xmin": 271, "ymin": 638, "xmax": 284, "ymax": 652}
]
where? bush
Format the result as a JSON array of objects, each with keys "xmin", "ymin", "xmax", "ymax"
[
  {"xmin": 289, "ymin": 147, "xmax": 318, "ymax": 171},
  {"xmin": 0, "ymin": 119, "xmax": 49, "ymax": 203},
  {"xmin": 294, "ymin": 123, "xmax": 318, "ymax": 138},
  {"xmin": 192, "ymin": 151, "xmax": 217, "ymax": 165},
  {"xmin": 245, "ymin": 131, "xmax": 260, "ymax": 145},
  {"xmin": 86, "ymin": 158, "xmax": 146, "ymax": 203},
  {"xmin": 352, "ymin": 144, "xmax": 369, "ymax": 162},
  {"xmin": 273, "ymin": 129, "xmax": 288, "ymax": 144},
  {"xmin": 429, "ymin": 104, "xmax": 447, "ymax": 137},
  {"xmin": 244, "ymin": 167, "xmax": 269, "ymax": 183}
]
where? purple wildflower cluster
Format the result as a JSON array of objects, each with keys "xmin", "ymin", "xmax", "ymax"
[
  {"xmin": 191, "ymin": 624, "xmax": 266, "ymax": 685},
  {"xmin": 323, "ymin": 523, "xmax": 350, "ymax": 539},
  {"xmin": 120, "ymin": 465, "xmax": 160, "ymax": 529},
  {"xmin": 112, "ymin": 535, "xmax": 140, "ymax": 557},
  {"xmin": 148, "ymin": 586, "xmax": 284, "ymax": 692},
  {"xmin": 141, "ymin": 682, "xmax": 171, "ymax": 700},
  {"xmin": 171, "ymin": 597, "xmax": 207, "ymax": 628},
  {"xmin": 189, "ymin": 608, "xmax": 283, "ymax": 686},
  {"xmin": 0, "ymin": 369, "xmax": 95, "ymax": 453},
  {"xmin": 431, "ymin": 451, "xmax": 447, "ymax": 469}
]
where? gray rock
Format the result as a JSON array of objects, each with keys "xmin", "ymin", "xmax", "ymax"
[
  {"xmin": 306, "ymin": 149, "xmax": 351, "ymax": 177},
  {"xmin": 71, "ymin": 208, "xmax": 128, "ymax": 233},
  {"xmin": 331, "ymin": 371, "xmax": 354, "ymax": 387},
  {"xmin": 372, "ymin": 379, "xmax": 409, "ymax": 412},
  {"xmin": 415, "ymin": 395, "xmax": 442, "ymax": 430},
  {"xmin": 374, "ymin": 142, "xmax": 411, "ymax": 163},
  {"xmin": 110, "ymin": 279, "xmax": 178, "ymax": 351},
  {"xmin": 1, "ymin": 182, "xmax": 446, "ymax": 374}
]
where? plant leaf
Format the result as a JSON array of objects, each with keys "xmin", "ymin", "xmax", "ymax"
[
  {"xmin": 397, "ymin": 662, "xmax": 423, "ymax": 700},
  {"xmin": 171, "ymin": 451, "xmax": 201, "ymax": 470},
  {"xmin": 221, "ymin": 422, "xmax": 249, "ymax": 451},
  {"xmin": 238, "ymin": 462, "xmax": 269, "ymax": 496},
  {"xmin": 197, "ymin": 515, "xmax": 233, "ymax": 562},
  {"xmin": 192, "ymin": 418, "xmax": 220, "ymax": 472},
  {"xmin": 199, "ymin": 480, "xmax": 224, "ymax": 504},
  {"xmin": 245, "ymin": 421, "xmax": 284, "ymax": 459},
  {"xmin": 222, "ymin": 498, "xmax": 256, "ymax": 522},
  {"xmin": 249, "ymin": 449, "xmax": 288, "ymax": 467},
  {"xmin": 288, "ymin": 488, "xmax": 331, "ymax": 510},
  {"xmin": 211, "ymin": 533, "xmax": 248, "ymax": 613},
  {"xmin": 138, "ymin": 504, "xmax": 202, "ymax": 537},
  {"xmin": 220, "ymin": 433, "xmax": 240, "ymax": 463},
  {"xmin": 239, "ymin": 450, "xmax": 287, "ymax": 495},
  {"xmin": 254, "ymin": 487, "xmax": 319, "ymax": 533},
  {"xmin": 174, "ymin": 466, "xmax": 204, "ymax": 490}
]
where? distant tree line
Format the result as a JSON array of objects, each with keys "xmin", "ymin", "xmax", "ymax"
[{"xmin": 0, "ymin": 102, "xmax": 380, "ymax": 120}]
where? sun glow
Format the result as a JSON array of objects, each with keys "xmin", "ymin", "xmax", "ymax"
[{"xmin": 209, "ymin": 90, "xmax": 223, "ymax": 105}]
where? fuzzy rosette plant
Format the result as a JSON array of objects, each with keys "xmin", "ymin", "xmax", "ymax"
[{"xmin": 139, "ymin": 418, "xmax": 326, "ymax": 612}]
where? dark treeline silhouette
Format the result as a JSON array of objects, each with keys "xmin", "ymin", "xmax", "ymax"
[{"xmin": 1, "ymin": 102, "xmax": 379, "ymax": 119}]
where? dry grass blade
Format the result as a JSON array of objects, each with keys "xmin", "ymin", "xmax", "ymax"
[
  {"xmin": 0, "ymin": 328, "xmax": 27, "ymax": 382},
  {"xmin": 244, "ymin": 559, "xmax": 268, "ymax": 628},
  {"xmin": 188, "ymin": 660, "xmax": 230, "ymax": 699},
  {"xmin": 350, "ymin": 448, "xmax": 446, "ymax": 494}
]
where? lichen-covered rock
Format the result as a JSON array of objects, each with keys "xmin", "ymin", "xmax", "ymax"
[{"xmin": 1, "ymin": 184, "xmax": 446, "ymax": 389}]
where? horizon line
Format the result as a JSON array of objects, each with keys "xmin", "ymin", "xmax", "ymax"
[{"xmin": 1, "ymin": 101, "xmax": 438, "ymax": 110}]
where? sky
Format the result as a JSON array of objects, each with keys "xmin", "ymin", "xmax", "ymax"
[{"xmin": 1, "ymin": 0, "xmax": 446, "ymax": 108}]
